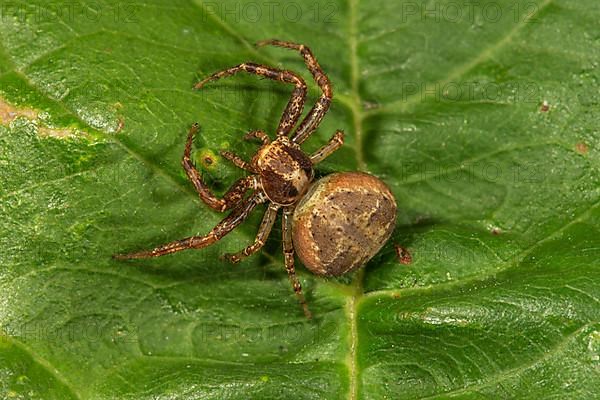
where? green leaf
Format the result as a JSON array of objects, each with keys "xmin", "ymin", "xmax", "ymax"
[{"xmin": 1, "ymin": 0, "xmax": 599, "ymax": 399}]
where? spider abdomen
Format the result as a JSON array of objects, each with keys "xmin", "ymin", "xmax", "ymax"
[{"xmin": 292, "ymin": 172, "xmax": 397, "ymax": 276}]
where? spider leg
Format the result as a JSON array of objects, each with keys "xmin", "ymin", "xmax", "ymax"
[
  {"xmin": 221, "ymin": 130, "xmax": 270, "ymax": 172},
  {"xmin": 282, "ymin": 206, "xmax": 312, "ymax": 319},
  {"xmin": 195, "ymin": 63, "xmax": 307, "ymax": 137},
  {"xmin": 183, "ymin": 123, "xmax": 255, "ymax": 212},
  {"xmin": 113, "ymin": 193, "xmax": 265, "ymax": 260},
  {"xmin": 222, "ymin": 204, "xmax": 279, "ymax": 263},
  {"xmin": 256, "ymin": 40, "xmax": 332, "ymax": 144},
  {"xmin": 220, "ymin": 150, "xmax": 254, "ymax": 172},
  {"xmin": 221, "ymin": 176, "xmax": 257, "ymax": 208},
  {"xmin": 244, "ymin": 130, "xmax": 270, "ymax": 145},
  {"xmin": 310, "ymin": 130, "xmax": 344, "ymax": 164}
]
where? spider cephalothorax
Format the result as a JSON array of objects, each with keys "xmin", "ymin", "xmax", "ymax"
[
  {"xmin": 114, "ymin": 40, "xmax": 396, "ymax": 318},
  {"xmin": 251, "ymin": 136, "xmax": 314, "ymax": 205}
]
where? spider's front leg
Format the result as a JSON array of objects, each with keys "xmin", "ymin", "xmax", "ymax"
[
  {"xmin": 113, "ymin": 193, "xmax": 265, "ymax": 259},
  {"xmin": 244, "ymin": 130, "xmax": 270, "ymax": 145},
  {"xmin": 220, "ymin": 150, "xmax": 254, "ymax": 172},
  {"xmin": 194, "ymin": 63, "xmax": 307, "ymax": 137},
  {"xmin": 282, "ymin": 207, "xmax": 312, "ymax": 319},
  {"xmin": 256, "ymin": 40, "xmax": 332, "ymax": 144},
  {"xmin": 183, "ymin": 123, "xmax": 256, "ymax": 212},
  {"xmin": 220, "ymin": 130, "xmax": 271, "ymax": 171}
]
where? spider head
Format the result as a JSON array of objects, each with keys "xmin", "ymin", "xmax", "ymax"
[{"xmin": 252, "ymin": 136, "xmax": 314, "ymax": 206}]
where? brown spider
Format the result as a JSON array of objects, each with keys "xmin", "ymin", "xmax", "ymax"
[{"xmin": 114, "ymin": 40, "xmax": 397, "ymax": 318}]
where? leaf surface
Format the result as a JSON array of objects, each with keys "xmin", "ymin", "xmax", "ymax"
[{"xmin": 0, "ymin": 1, "xmax": 599, "ymax": 399}]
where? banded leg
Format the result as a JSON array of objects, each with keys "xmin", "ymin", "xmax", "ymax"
[
  {"xmin": 195, "ymin": 63, "xmax": 307, "ymax": 137},
  {"xmin": 282, "ymin": 207, "xmax": 311, "ymax": 319},
  {"xmin": 244, "ymin": 130, "xmax": 270, "ymax": 145},
  {"xmin": 223, "ymin": 204, "xmax": 279, "ymax": 263},
  {"xmin": 113, "ymin": 193, "xmax": 265, "ymax": 260},
  {"xmin": 182, "ymin": 123, "xmax": 254, "ymax": 212},
  {"xmin": 310, "ymin": 130, "xmax": 344, "ymax": 164},
  {"xmin": 220, "ymin": 150, "xmax": 254, "ymax": 172},
  {"xmin": 256, "ymin": 40, "xmax": 332, "ymax": 144},
  {"xmin": 221, "ymin": 176, "xmax": 257, "ymax": 208}
]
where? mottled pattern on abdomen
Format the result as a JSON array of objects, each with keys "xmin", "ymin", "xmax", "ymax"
[{"xmin": 292, "ymin": 172, "xmax": 397, "ymax": 276}]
